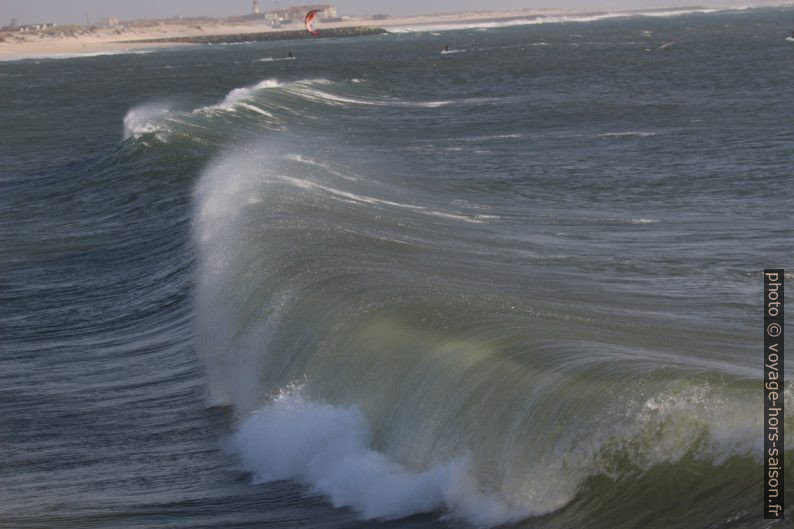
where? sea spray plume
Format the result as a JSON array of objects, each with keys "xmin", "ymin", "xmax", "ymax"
[
  {"xmin": 192, "ymin": 151, "xmax": 284, "ymax": 410},
  {"xmin": 122, "ymin": 102, "xmax": 172, "ymax": 140}
]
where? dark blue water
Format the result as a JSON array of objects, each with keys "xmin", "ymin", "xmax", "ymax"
[{"xmin": 1, "ymin": 7, "xmax": 792, "ymax": 529}]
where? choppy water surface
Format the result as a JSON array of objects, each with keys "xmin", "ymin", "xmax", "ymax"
[{"xmin": 1, "ymin": 7, "xmax": 793, "ymax": 529}]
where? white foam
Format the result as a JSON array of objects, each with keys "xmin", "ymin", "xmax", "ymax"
[
  {"xmin": 0, "ymin": 49, "xmax": 154, "ymax": 63},
  {"xmin": 276, "ymin": 173, "xmax": 483, "ymax": 223},
  {"xmin": 599, "ymin": 131, "xmax": 657, "ymax": 138},
  {"xmin": 386, "ymin": 8, "xmax": 726, "ymax": 34},
  {"xmin": 216, "ymin": 79, "xmax": 282, "ymax": 109},
  {"xmin": 289, "ymin": 86, "xmax": 382, "ymax": 106},
  {"xmin": 284, "ymin": 153, "xmax": 361, "ymax": 181},
  {"xmin": 198, "ymin": 78, "xmax": 349, "ymax": 115},
  {"xmin": 406, "ymin": 95, "xmax": 512, "ymax": 108},
  {"xmin": 587, "ymin": 217, "xmax": 661, "ymax": 225},
  {"xmin": 235, "ymin": 102, "xmax": 275, "ymax": 117},
  {"xmin": 283, "ymin": 79, "xmax": 506, "ymax": 110},
  {"xmin": 254, "ymin": 56, "xmax": 296, "ymax": 62},
  {"xmin": 412, "ymin": 100, "xmax": 452, "ymax": 108},
  {"xmin": 462, "ymin": 133, "xmax": 524, "ymax": 141},
  {"xmin": 232, "ymin": 388, "xmax": 530, "ymax": 525},
  {"xmin": 631, "ymin": 384, "xmax": 761, "ymax": 465},
  {"xmin": 122, "ymin": 102, "xmax": 172, "ymax": 140}
]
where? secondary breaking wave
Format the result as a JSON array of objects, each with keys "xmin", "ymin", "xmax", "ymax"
[{"xmin": 121, "ymin": 77, "xmax": 523, "ymax": 148}]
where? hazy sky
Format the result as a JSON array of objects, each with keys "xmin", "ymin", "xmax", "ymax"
[{"xmin": 1, "ymin": 0, "xmax": 776, "ymax": 25}]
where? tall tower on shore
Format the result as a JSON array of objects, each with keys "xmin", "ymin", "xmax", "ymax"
[{"xmin": 252, "ymin": 0, "xmax": 261, "ymax": 14}]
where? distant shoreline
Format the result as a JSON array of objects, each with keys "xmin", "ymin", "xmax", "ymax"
[
  {"xmin": 0, "ymin": 5, "xmax": 734, "ymax": 61},
  {"xmin": 126, "ymin": 25, "xmax": 386, "ymax": 45}
]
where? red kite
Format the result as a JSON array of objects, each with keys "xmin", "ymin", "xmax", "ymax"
[{"xmin": 304, "ymin": 9, "xmax": 320, "ymax": 36}]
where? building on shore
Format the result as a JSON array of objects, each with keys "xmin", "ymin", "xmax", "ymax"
[
  {"xmin": 265, "ymin": 4, "xmax": 337, "ymax": 24},
  {"xmin": 1, "ymin": 22, "xmax": 56, "ymax": 33},
  {"xmin": 225, "ymin": 3, "xmax": 337, "ymax": 27},
  {"xmin": 226, "ymin": 0, "xmax": 269, "ymax": 23}
]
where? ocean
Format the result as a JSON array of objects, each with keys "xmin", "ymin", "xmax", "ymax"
[{"xmin": 1, "ymin": 6, "xmax": 792, "ymax": 528}]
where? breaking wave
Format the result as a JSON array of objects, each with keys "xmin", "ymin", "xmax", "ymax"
[
  {"xmin": 123, "ymin": 102, "xmax": 173, "ymax": 140},
  {"xmin": 190, "ymin": 135, "xmax": 791, "ymax": 526}
]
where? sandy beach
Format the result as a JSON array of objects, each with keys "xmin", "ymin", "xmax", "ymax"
[{"xmin": 0, "ymin": 8, "xmax": 569, "ymax": 60}]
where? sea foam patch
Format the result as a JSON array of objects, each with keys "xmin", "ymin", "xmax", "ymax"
[{"xmin": 231, "ymin": 388, "xmax": 531, "ymax": 526}]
